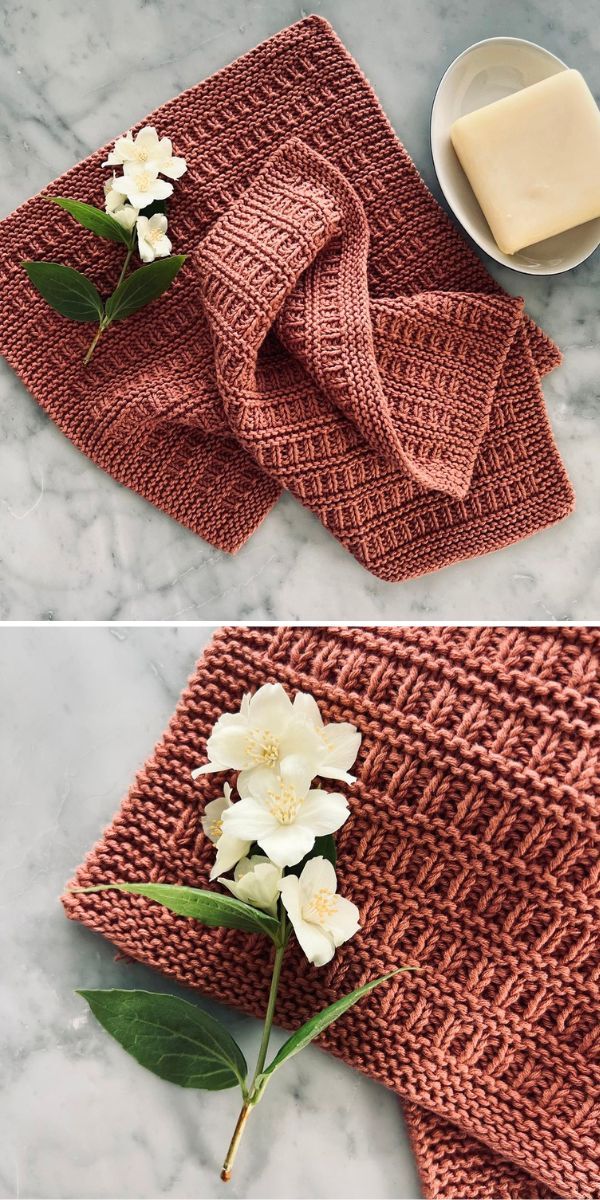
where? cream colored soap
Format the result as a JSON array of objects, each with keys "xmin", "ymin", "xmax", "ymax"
[{"xmin": 450, "ymin": 69, "xmax": 600, "ymax": 254}]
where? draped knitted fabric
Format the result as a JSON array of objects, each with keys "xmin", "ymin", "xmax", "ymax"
[
  {"xmin": 63, "ymin": 626, "xmax": 600, "ymax": 1199},
  {"xmin": 0, "ymin": 16, "xmax": 574, "ymax": 582}
]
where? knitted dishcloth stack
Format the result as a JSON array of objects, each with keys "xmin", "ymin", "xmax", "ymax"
[
  {"xmin": 0, "ymin": 17, "xmax": 574, "ymax": 582},
  {"xmin": 63, "ymin": 626, "xmax": 600, "ymax": 1199}
]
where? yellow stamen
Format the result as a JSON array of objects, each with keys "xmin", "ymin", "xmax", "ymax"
[
  {"xmin": 209, "ymin": 817, "xmax": 224, "ymax": 840},
  {"xmin": 245, "ymin": 729, "xmax": 280, "ymax": 767},
  {"xmin": 266, "ymin": 783, "xmax": 300, "ymax": 825},
  {"xmin": 305, "ymin": 887, "xmax": 337, "ymax": 923}
]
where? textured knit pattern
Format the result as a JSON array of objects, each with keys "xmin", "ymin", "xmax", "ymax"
[
  {"xmin": 403, "ymin": 1102, "xmax": 556, "ymax": 1199},
  {"xmin": 0, "ymin": 17, "xmax": 574, "ymax": 582},
  {"xmin": 63, "ymin": 626, "xmax": 600, "ymax": 1199}
]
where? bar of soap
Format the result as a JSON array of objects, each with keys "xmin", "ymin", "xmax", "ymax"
[{"xmin": 450, "ymin": 69, "xmax": 600, "ymax": 254}]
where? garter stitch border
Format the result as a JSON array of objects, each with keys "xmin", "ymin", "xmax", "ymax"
[
  {"xmin": 62, "ymin": 626, "xmax": 600, "ymax": 1200},
  {"xmin": 0, "ymin": 16, "xmax": 575, "ymax": 582}
]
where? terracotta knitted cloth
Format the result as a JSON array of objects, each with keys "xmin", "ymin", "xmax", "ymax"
[
  {"xmin": 63, "ymin": 626, "xmax": 600, "ymax": 1199},
  {"xmin": 0, "ymin": 17, "xmax": 574, "ymax": 582}
]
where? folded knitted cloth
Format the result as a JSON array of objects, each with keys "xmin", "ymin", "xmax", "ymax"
[
  {"xmin": 0, "ymin": 17, "xmax": 574, "ymax": 581},
  {"xmin": 63, "ymin": 626, "xmax": 600, "ymax": 1199}
]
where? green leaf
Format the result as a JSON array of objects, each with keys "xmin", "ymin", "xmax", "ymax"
[
  {"xmin": 71, "ymin": 881, "xmax": 280, "ymax": 941},
  {"xmin": 22, "ymin": 261, "xmax": 104, "ymax": 323},
  {"xmin": 50, "ymin": 197, "xmax": 133, "ymax": 246},
  {"xmin": 105, "ymin": 255, "xmax": 186, "ymax": 323},
  {"xmin": 289, "ymin": 834, "xmax": 337, "ymax": 878},
  {"xmin": 258, "ymin": 968, "xmax": 418, "ymax": 1082},
  {"xmin": 78, "ymin": 989, "xmax": 247, "ymax": 1091}
]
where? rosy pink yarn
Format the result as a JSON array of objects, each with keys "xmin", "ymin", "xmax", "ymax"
[
  {"xmin": 0, "ymin": 17, "xmax": 574, "ymax": 581},
  {"xmin": 63, "ymin": 626, "xmax": 600, "ymax": 1198}
]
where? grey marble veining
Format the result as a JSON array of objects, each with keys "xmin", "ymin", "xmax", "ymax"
[
  {"xmin": 0, "ymin": 626, "xmax": 422, "ymax": 1200},
  {"xmin": 1, "ymin": 0, "xmax": 599, "ymax": 621}
]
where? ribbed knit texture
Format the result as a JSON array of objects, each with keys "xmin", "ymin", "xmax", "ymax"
[
  {"xmin": 0, "ymin": 17, "xmax": 574, "ymax": 581},
  {"xmin": 63, "ymin": 626, "xmax": 600, "ymax": 1199}
]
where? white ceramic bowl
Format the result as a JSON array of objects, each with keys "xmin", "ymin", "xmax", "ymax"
[{"xmin": 431, "ymin": 36, "xmax": 600, "ymax": 274}]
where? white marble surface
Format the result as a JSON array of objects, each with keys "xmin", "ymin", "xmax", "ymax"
[
  {"xmin": 1, "ymin": 0, "xmax": 599, "ymax": 622},
  {"xmin": 0, "ymin": 625, "xmax": 422, "ymax": 1200}
]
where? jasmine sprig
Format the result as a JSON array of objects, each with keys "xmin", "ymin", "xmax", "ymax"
[
  {"xmin": 22, "ymin": 127, "xmax": 187, "ymax": 365},
  {"xmin": 69, "ymin": 682, "xmax": 420, "ymax": 1182},
  {"xmin": 73, "ymin": 877, "xmax": 418, "ymax": 1181}
]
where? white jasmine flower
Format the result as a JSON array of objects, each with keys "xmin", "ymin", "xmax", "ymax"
[
  {"xmin": 111, "ymin": 163, "xmax": 173, "ymax": 211},
  {"xmin": 221, "ymin": 762, "xmax": 349, "ymax": 869},
  {"xmin": 219, "ymin": 855, "xmax": 282, "ymax": 916},
  {"xmin": 279, "ymin": 856, "xmax": 360, "ymax": 967},
  {"xmin": 103, "ymin": 125, "xmax": 187, "ymax": 179},
  {"xmin": 201, "ymin": 783, "xmax": 251, "ymax": 881},
  {"xmin": 292, "ymin": 693, "xmax": 361, "ymax": 784},
  {"xmin": 103, "ymin": 176, "xmax": 139, "ymax": 230},
  {"xmin": 191, "ymin": 683, "xmax": 323, "ymax": 784},
  {"xmin": 137, "ymin": 213, "xmax": 172, "ymax": 263}
]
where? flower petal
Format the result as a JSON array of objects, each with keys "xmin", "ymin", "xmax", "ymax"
[
  {"xmin": 279, "ymin": 719, "xmax": 322, "ymax": 763},
  {"xmin": 292, "ymin": 692, "xmax": 323, "ymax": 727},
  {"xmin": 152, "ymin": 178, "xmax": 174, "ymax": 199},
  {"xmin": 295, "ymin": 920, "xmax": 336, "ymax": 967},
  {"xmin": 191, "ymin": 761, "xmax": 227, "ymax": 778},
  {"xmin": 123, "ymin": 160, "xmax": 160, "ymax": 180},
  {"xmin": 280, "ymin": 875, "xmax": 335, "ymax": 966},
  {"xmin": 248, "ymin": 683, "xmax": 293, "ymax": 734},
  {"xmin": 135, "ymin": 126, "xmax": 160, "ymax": 148},
  {"xmin": 221, "ymin": 796, "xmax": 279, "ymax": 840},
  {"xmin": 215, "ymin": 711, "xmax": 248, "ymax": 729},
  {"xmin": 156, "ymin": 135, "xmax": 174, "ymax": 158},
  {"xmin": 148, "ymin": 213, "xmax": 168, "ymax": 233},
  {"xmin": 200, "ymin": 792, "xmax": 231, "ymax": 844},
  {"xmin": 138, "ymin": 235, "xmax": 155, "ymax": 263},
  {"xmin": 279, "ymin": 873, "xmax": 302, "ymax": 919},
  {"xmin": 159, "ymin": 155, "xmax": 187, "ymax": 179},
  {"xmin": 234, "ymin": 854, "xmax": 271, "ymax": 880},
  {"xmin": 278, "ymin": 753, "xmax": 315, "ymax": 797},
  {"xmin": 298, "ymin": 854, "xmax": 338, "ymax": 902},
  {"xmin": 237, "ymin": 765, "xmax": 280, "ymax": 800},
  {"xmin": 318, "ymin": 766, "xmax": 357, "ymax": 784},
  {"xmin": 210, "ymin": 833, "xmax": 251, "ymax": 879},
  {"xmin": 221, "ymin": 858, "xmax": 281, "ymax": 913},
  {"xmin": 104, "ymin": 134, "xmax": 136, "ymax": 166},
  {"xmin": 104, "ymin": 179, "xmax": 122, "ymax": 211},
  {"xmin": 258, "ymin": 823, "xmax": 315, "ymax": 868},
  {"xmin": 206, "ymin": 725, "xmax": 250, "ymax": 771},
  {"xmin": 296, "ymin": 788, "xmax": 350, "ymax": 836},
  {"xmin": 319, "ymin": 723, "xmax": 362, "ymax": 781},
  {"xmin": 110, "ymin": 175, "xmax": 131, "ymax": 196},
  {"xmin": 153, "ymin": 235, "xmax": 172, "ymax": 258},
  {"xmin": 324, "ymin": 895, "xmax": 361, "ymax": 946},
  {"xmin": 112, "ymin": 182, "xmax": 145, "ymax": 208},
  {"xmin": 115, "ymin": 169, "xmax": 172, "ymax": 209},
  {"xmin": 113, "ymin": 205, "xmax": 139, "ymax": 231}
]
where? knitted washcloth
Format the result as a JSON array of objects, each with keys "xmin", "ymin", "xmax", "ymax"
[
  {"xmin": 0, "ymin": 17, "xmax": 574, "ymax": 582},
  {"xmin": 62, "ymin": 626, "xmax": 600, "ymax": 1199}
]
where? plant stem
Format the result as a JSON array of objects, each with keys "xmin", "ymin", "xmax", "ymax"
[
  {"xmin": 220, "ymin": 1104, "xmax": 251, "ymax": 1183},
  {"xmin": 220, "ymin": 914, "xmax": 287, "ymax": 1183},
  {"xmin": 82, "ymin": 243, "xmax": 133, "ymax": 365},
  {"xmin": 254, "ymin": 927, "xmax": 286, "ymax": 1079},
  {"xmin": 83, "ymin": 322, "xmax": 106, "ymax": 366},
  {"xmin": 115, "ymin": 245, "xmax": 133, "ymax": 290}
]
